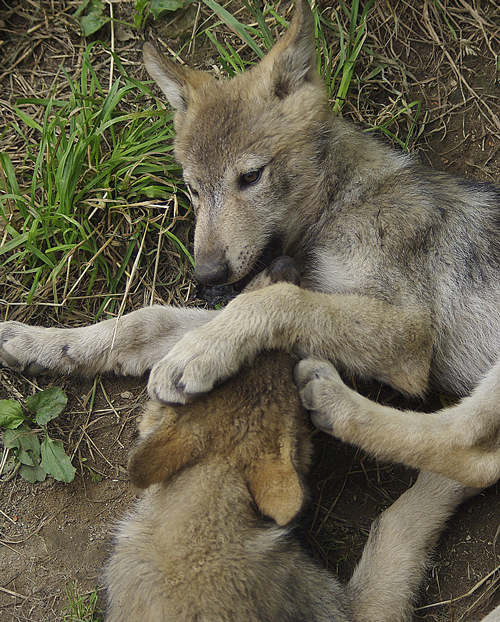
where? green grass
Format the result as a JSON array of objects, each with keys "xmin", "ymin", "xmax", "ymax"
[
  {"xmin": 62, "ymin": 583, "xmax": 103, "ymax": 622},
  {"xmin": 1, "ymin": 42, "xmax": 192, "ymax": 318}
]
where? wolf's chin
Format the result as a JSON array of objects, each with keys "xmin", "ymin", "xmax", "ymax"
[
  {"xmin": 193, "ymin": 237, "xmax": 283, "ymax": 305},
  {"xmin": 232, "ymin": 236, "xmax": 283, "ymax": 291}
]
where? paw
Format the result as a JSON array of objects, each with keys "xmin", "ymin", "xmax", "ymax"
[
  {"xmin": 0, "ymin": 322, "xmax": 49, "ymax": 373},
  {"xmin": 294, "ymin": 358, "xmax": 345, "ymax": 433},
  {"xmin": 147, "ymin": 331, "xmax": 230, "ymax": 404},
  {"xmin": 294, "ymin": 357, "xmax": 343, "ymax": 408}
]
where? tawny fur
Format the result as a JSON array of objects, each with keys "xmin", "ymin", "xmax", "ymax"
[
  {"xmin": 104, "ymin": 350, "xmax": 473, "ymax": 622},
  {"xmin": 104, "ymin": 351, "xmax": 350, "ymax": 622}
]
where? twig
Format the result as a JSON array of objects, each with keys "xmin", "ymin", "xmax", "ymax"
[
  {"xmin": 417, "ymin": 563, "xmax": 500, "ymax": 611},
  {"xmin": 0, "ymin": 585, "xmax": 28, "ymax": 599}
]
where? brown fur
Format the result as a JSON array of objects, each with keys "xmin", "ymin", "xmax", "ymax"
[
  {"xmin": 130, "ymin": 351, "xmax": 310, "ymax": 526},
  {"xmin": 104, "ymin": 350, "xmax": 473, "ymax": 622},
  {"xmin": 103, "ymin": 351, "xmax": 352, "ymax": 622}
]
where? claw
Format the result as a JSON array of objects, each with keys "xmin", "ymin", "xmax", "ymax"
[{"xmin": 26, "ymin": 362, "xmax": 51, "ymax": 375}]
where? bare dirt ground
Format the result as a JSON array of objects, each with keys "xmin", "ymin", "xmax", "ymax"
[{"xmin": 1, "ymin": 1, "xmax": 500, "ymax": 621}]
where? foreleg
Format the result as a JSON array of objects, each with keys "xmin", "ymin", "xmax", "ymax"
[
  {"xmin": 0, "ymin": 306, "xmax": 217, "ymax": 377},
  {"xmin": 295, "ymin": 357, "xmax": 500, "ymax": 488},
  {"xmin": 148, "ymin": 283, "xmax": 434, "ymax": 403}
]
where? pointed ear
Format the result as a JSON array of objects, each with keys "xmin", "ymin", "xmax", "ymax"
[
  {"xmin": 143, "ymin": 43, "xmax": 213, "ymax": 113},
  {"xmin": 128, "ymin": 410, "xmax": 200, "ymax": 488},
  {"xmin": 246, "ymin": 451, "xmax": 307, "ymax": 526},
  {"xmin": 259, "ymin": 0, "xmax": 318, "ymax": 98}
]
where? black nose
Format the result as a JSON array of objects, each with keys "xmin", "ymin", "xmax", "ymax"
[{"xmin": 194, "ymin": 260, "xmax": 229, "ymax": 285}]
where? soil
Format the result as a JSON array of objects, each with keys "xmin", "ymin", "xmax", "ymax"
[
  {"xmin": 1, "ymin": 374, "xmax": 499, "ymax": 622},
  {"xmin": 1, "ymin": 1, "xmax": 500, "ymax": 621}
]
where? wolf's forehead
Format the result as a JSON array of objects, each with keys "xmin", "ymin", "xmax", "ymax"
[
  {"xmin": 178, "ymin": 91, "xmax": 276, "ymax": 172},
  {"xmin": 186, "ymin": 101, "xmax": 256, "ymax": 149}
]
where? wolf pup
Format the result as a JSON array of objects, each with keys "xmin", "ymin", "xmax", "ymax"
[
  {"xmin": 2, "ymin": 0, "xmax": 500, "ymax": 411},
  {"xmin": 104, "ymin": 354, "xmax": 471, "ymax": 622}
]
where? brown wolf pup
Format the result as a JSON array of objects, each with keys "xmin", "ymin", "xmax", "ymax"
[{"xmin": 104, "ymin": 348, "xmax": 472, "ymax": 622}]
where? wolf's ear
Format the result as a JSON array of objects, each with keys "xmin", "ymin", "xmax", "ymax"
[
  {"xmin": 246, "ymin": 449, "xmax": 307, "ymax": 526},
  {"xmin": 259, "ymin": 0, "xmax": 318, "ymax": 98},
  {"xmin": 128, "ymin": 412, "xmax": 200, "ymax": 488},
  {"xmin": 143, "ymin": 43, "xmax": 213, "ymax": 113}
]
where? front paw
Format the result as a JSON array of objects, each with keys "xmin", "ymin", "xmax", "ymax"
[
  {"xmin": 294, "ymin": 358, "xmax": 344, "ymax": 433},
  {"xmin": 147, "ymin": 333, "xmax": 224, "ymax": 404},
  {"xmin": 0, "ymin": 322, "xmax": 50, "ymax": 373}
]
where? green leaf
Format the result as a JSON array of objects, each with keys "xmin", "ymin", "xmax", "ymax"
[
  {"xmin": 133, "ymin": 0, "xmax": 150, "ymax": 28},
  {"xmin": 41, "ymin": 437, "xmax": 76, "ymax": 483},
  {"xmin": 19, "ymin": 463, "xmax": 47, "ymax": 483},
  {"xmin": 76, "ymin": 0, "xmax": 110, "ymax": 36},
  {"xmin": 3, "ymin": 423, "xmax": 36, "ymax": 450},
  {"xmin": 4, "ymin": 425, "xmax": 41, "ymax": 473},
  {"xmin": 27, "ymin": 387, "xmax": 68, "ymax": 426},
  {"xmin": 150, "ymin": 0, "xmax": 184, "ymax": 19},
  {"xmin": 0, "ymin": 400, "xmax": 25, "ymax": 429},
  {"xmin": 16, "ymin": 447, "xmax": 36, "ymax": 466}
]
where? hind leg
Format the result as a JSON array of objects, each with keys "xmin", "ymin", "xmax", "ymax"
[
  {"xmin": 0, "ymin": 306, "xmax": 217, "ymax": 377},
  {"xmin": 347, "ymin": 470, "xmax": 476, "ymax": 622}
]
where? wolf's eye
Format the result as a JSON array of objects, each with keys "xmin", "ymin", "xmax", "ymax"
[{"xmin": 240, "ymin": 168, "xmax": 263, "ymax": 187}]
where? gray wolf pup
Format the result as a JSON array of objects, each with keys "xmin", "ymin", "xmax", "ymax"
[{"xmin": 2, "ymin": 0, "xmax": 500, "ymax": 429}]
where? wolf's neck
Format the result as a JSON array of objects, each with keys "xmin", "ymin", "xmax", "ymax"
[
  {"xmin": 285, "ymin": 116, "xmax": 411, "ymax": 260},
  {"xmin": 323, "ymin": 116, "xmax": 410, "ymax": 204},
  {"xmin": 151, "ymin": 461, "xmax": 260, "ymax": 542}
]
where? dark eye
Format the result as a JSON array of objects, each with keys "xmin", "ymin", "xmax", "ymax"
[{"xmin": 239, "ymin": 168, "xmax": 263, "ymax": 188}]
